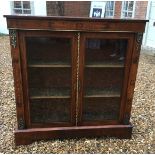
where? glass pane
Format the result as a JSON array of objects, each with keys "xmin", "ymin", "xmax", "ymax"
[
  {"xmin": 83, "ymin": 38, "xmax": 128, "ymax": 122},
  {"xmin": 28, "ymin": 68, "xmax": 71, "ymax": 97},
  {"xmin": 26, "ymin": 37, "xmax": 71, "ymax": 64},
  {"xmin": 109, "ymin": 1, "xmax": 114, "ymax": 10},
  {"xmin": 26, "ymin": 36, "xmax": 72, "ymax": 125},
  {"xmin": 14, "ymin": 9, "xmax": 22, "ymax": 14},
  {"xmin": 125, "ymin": 12, "xmax": 128, "ymax": 17},
  {"xmin": 86, "ymin": 39, "xmax": 127, "ymax": 64},
  {"xmin": 106, "ymin": 2, "xmax": 110, "ymax": 10},
  {"xmin": 122, "ymin": 12, "xmax": 128, "ymax": 18},
  {"xmin": 110, "ymin": 11, "xmax": 113, "ymax": 17},
  {"xmin": 123, "ymin": 1, "xmax": 128, "ymax": 11},
  {"xmin": 92, "ymin": 8, "xmax": 102, "ymax": 18},
  {"xmin": 30, "ymin": 99, "xmax": 70, "ymax": 123},
  {"xmin": 23, "ymin": 9, "xmax": 31, "ymax": 14},
  {"xmin": 14, "ymin": 1, "xmax": 21, "ymax": 8},
  {"xmin": 128, "ymin": 12, "xmax": 133, "ymax": 17},
  {"xmin": 84, "ymin": 68, "xmax": 124, "ymax": 96},
  {"xmin": 128, "ymin": 1, "xmax": 134, "ymax": 11},
  {"xmin": 83, "ymin": 98, "xmax": 120, "ymax": 121},
  {"xmin": 23, "ymin": 1, "xmax": 31, "ymax": 9}
]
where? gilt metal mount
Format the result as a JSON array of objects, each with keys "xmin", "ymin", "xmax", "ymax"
[
  {"xmin": 9, "ymin": 29, "xmax": 17, "ymax": 48},
  {"xmin": 136, "ymin": 32, "xmax": 143, "ymax": 44}
]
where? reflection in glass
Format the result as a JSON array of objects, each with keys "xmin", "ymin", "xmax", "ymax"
[
  {"xmin": 83, "ymin": 38, "xmax": 127, "ymax": 122},
  {"xmin": 86, "ymin": 39, "xmax": 127, "ymax": 65}
]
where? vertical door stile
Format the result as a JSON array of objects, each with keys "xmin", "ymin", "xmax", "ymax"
[{"xmin": 75, "ymin": 32, "xmax": 80, "ymax": 126}]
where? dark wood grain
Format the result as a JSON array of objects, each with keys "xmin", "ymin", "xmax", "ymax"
[
  {"xmin": 9, "ymin": 30, "xmax": 26, "ymax": 129},
  {"xmin": 4, "ymin": 15, "xmax": 148, "ymax": 32},
  {"xmin": 15, "ymin": 124, "xmax": 133, "ymax": 145},
  {"xmin": 123, "ymin": 32, "xmax": 143, "ymax": 124}
]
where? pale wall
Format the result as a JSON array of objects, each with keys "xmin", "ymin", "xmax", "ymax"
[
  {"xmin": 0, "ymin": 0, "xmax": 47, "ymax": 34},
  {"xmin": 34, "ymin": 0, "xmax": 46, "ymax": 16},
  {"xmin": 0, "ymin": 1, "xmax": 11, "ymax": 34}
]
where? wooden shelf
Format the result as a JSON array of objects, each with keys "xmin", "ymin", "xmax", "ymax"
[
  {"xmin": 85, "ymin": 88, "xmax": 120, "ymax": 98},
  {"xmin": 85, "ymin": 62, "xmax": 124, "ymax": 68},
  {"xmin": 29, "ymin": 88, "xmax": 70, "ymax": 99},
  {"xmin": 28, "ymin": 61, "xmax": 71, "ymax": 68},
  {"xmin": 30, "ymin": 96, "xmax": 70, "ymax": 99}
]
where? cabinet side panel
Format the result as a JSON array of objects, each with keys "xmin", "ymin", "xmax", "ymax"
[
  {"xmin": 9, "ymin": 29, "xmax": 25, "ymax": 129},
  {"xmin": 124, "ymin": 32, "xmax": 143, "ymax": 124}
]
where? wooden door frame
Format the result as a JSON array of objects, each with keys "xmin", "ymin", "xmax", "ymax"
[
  {"xmin": 78, "ymin": 32, "xmax": 134, "ymax": 126},
  {"xmin": 19, "ymin": 30, "xmax": 77, "ymax": 128}
]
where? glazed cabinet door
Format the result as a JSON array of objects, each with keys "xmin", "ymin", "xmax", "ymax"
[
  {"xmin": 19, "ymin": 31, "xmax": 77, "ymax": 128},
  {"xmin": 78, "ymin": 32, "xmax": 134, "ymax": 125}
]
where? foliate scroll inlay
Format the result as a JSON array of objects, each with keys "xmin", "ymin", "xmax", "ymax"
[
  {"xmin": 10, "ymin": 29, "xmax": 17, "ymax": 48},
  {"xmin": 18, "ymin": 117, "xmax": 25, "ymax": 129},
  {"xmin": 14, "ymin": 64, "xmax": 22, "ymax": 107},
  {"xmin": 135, "ymin": 32, "xmax": 143, "ymax": 54}
]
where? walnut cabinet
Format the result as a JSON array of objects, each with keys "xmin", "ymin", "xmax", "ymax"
[{"xmin": 4, "ymin": 15, "xmax": 148, "ymax": 145}]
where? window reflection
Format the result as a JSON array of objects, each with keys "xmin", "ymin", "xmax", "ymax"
[{"xmin": 86, "ymin": 39, "xmax": 127, "ymax": 63}]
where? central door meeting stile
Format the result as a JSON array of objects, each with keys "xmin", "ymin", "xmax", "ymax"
[{"xmin": 75, "ymin": 32, "xmax": 80, "ymax": 126}]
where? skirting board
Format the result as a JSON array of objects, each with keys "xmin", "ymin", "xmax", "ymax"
[{"xmin": 15, "ymin": 124, "xmax": 133, "ymax": 145}]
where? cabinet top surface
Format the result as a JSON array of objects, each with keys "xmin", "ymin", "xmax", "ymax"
[
  {"xmin": 4, "ymin": 15, "xmax": 148, "ymax": 32},
  {"xmin": 4, "ymin": 15, "xmax": 148, "ymax": 23}
]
